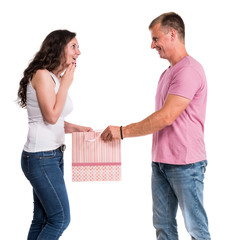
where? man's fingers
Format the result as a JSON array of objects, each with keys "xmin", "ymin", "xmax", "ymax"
[{"xmin": 101, "ymin": 127, "xmax": 111, "ymax": 141}]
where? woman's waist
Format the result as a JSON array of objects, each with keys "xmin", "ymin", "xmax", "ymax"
[{"xmin": 24, "ymin": 125, "xmax": 65, "ymax": 152}]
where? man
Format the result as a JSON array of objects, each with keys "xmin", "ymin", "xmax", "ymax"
[{"xmin": 101, "ymin": 12, "xmax": 211, "ymax": 240}]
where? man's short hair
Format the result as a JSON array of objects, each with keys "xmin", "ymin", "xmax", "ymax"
[{"xmin": 149, "ymin": 12, "xmax": 185, "ymax": 40}]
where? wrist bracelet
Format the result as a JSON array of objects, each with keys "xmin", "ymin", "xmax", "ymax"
[{"xmin": 120, "ymin": 126, "xmax": 123, "ymax": 140}]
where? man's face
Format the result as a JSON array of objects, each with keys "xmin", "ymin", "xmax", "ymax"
[{"xmin": 150, "ymin": 23, "xmax": 172, "ymax": 60}]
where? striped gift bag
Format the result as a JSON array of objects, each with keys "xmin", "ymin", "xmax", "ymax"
[{"xmin": 72, "ymin": 131, "xmax": 121, "ymax": 182}]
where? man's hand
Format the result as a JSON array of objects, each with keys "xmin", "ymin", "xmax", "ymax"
[{"xmin": 101, "ymin": 126, "xmax": 121, "ymax": 142}]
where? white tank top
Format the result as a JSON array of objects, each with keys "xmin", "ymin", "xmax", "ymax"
[{"xmin": 24, "ymin": 72, "xmax": 73, "ymax": 152}]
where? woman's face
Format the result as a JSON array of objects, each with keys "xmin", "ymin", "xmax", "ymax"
[{"xmin": 64, "ymin": 37, "xmax": 81, "ymax": 66}]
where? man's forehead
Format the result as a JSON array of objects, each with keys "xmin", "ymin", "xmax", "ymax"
[
  {"xmin": 150, "ymin": 23, "xmax": 162, "ymax": 37},
  {"xmin": 152, "ymin": 23, "xmax": 161, "ymax": 31}
]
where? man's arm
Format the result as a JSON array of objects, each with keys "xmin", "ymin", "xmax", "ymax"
[{"xmin": 101, "ymin": 94, "xmax": 191, "ymax": 141}]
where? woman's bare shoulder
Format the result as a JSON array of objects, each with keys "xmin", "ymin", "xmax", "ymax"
[
  {"xmin": 31, "ymin": 69, "xmax": 54, "ymax": 89},
  {"xmin": 34, "ymin": 69, "xmax": 51, "ymax": 78}
]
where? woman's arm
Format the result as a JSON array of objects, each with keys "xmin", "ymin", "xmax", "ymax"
[
  {"xmin": 64, "ymin": 121, "xmax": 92, "ymax": 133},
  {"xmin": 32, "ymin": 64, "xmax": 75, "ymax": 124}
]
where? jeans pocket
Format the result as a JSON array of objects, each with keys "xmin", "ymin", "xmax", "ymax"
[
  {"xmin": 201, "ymin": 160, "xmax": 207, "ymax": 173},
  {"xmin": 193, "ymin": 161, "xmax": 207, "ymax": 183}
]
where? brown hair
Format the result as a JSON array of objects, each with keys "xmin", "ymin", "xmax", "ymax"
[
  {"xmin": 149, "ymin": 12, "xmax": 185, "ymax": 41},
  {"xmin": 17, "ymin": 29, "xmax": 76, "ymax": 108}
]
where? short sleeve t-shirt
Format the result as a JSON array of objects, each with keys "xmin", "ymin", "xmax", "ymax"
[{"xmin": 152, "ymin": 56, "xmax": 207, "ymax": 164}]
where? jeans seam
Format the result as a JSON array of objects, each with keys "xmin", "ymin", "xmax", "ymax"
[
  {"xmin": 26, "ymin": 156, "xmax": 30, "ymax": 174},
  {"xmin": 39, "ymin": 150, "xmax": 57, "ymax": 159},
  {"xmin": 193, "ymin": 165, "xmax": 205, "ymax": 240},
  {"xmin": 22, "ymin": 154, "xmax": 30, "ymax": 174},
  {"xmin": 167, "ymin": 187, "xmax": 172, "ymax": 240},
  {"xmin": 39, "ymin": 158, "xmax": 65, "ymax": 238}
]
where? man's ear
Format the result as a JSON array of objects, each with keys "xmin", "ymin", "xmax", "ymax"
[{"xmin": 170, "ymin": 29, "xmax": 176, "ymax": 41}]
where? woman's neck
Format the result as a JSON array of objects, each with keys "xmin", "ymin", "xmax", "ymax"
[{"xmin": 52, "ymin": 67, "xmax": 64, "ymax": 80}]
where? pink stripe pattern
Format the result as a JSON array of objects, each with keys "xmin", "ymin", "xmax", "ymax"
[{"xmin": 72, "ymin": 131, "xmax": 121, "ymax": 182}]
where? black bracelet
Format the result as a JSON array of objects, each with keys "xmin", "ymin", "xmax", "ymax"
[{"xmin": 120, "ymin": 126, "xmax": 123, "ymax": 140}]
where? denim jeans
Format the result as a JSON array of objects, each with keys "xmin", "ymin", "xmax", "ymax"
[
  {"xmin": 151, "ymin": 160, "xmax": 211, "ymax": 240},
  {"xmin": 21, "ymin": 148, "xmax": 70, "ymax": 240}
]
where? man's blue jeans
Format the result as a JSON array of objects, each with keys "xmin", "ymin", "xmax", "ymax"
[
  {"xmin": 21, "ymin": 148, "xmax": 70, "ymax": 240},
  {"xmin": 152, "ymin": 160, "xmax": 211, "ymax": 240}
]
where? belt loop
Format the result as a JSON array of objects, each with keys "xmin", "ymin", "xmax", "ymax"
[{"xmin": 158, "ymin": 163, "xmax": 164, "ymax": 173}]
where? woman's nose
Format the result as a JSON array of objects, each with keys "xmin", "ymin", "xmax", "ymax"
[{"xmin": 76, "ymin": 48, "xmax": 81, "ymax": 55}]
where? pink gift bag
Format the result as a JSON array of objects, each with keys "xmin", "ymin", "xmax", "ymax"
[{"xmin": 72, "ymin": 131, "xmax": 121, "ymax": 182}]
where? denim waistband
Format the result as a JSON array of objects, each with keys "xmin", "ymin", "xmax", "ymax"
[{"xmin": 23, "ymin": 144, "xmax": 66, "ymax": 155}]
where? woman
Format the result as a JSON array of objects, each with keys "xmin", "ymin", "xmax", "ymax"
[{"xmin": 18, "ymin": 30, "xmax": 92, "ymax": 240}]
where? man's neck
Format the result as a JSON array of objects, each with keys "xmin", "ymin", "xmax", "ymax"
[{"xmin": 169, "ymin": 46, "xmax": 188, "ymax": 67}]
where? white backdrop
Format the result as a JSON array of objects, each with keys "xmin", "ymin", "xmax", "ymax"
[{"xmin": 1, "ymin": 0, "xmax": 232, "ymax": 239}]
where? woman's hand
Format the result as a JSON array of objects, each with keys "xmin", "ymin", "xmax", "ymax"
[
  {"xmin": 60, "ymin": 63, "xmax": 76, "ymax": 89},
  {"xmin": 64, "ymin": 121, "xmax": 92, "ymax": 133},
  {"xmin": 77, "ymin": 126, "xmax": 93, "ymax": 132}
]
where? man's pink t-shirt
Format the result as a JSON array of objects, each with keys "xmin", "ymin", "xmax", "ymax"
[{"xmin": 152, "ymin": 56, "xmax": 207, "ymax": 165}]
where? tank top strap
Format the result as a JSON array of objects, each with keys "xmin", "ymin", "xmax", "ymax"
[
  {"xmin": 49, "ymin": 72, "xmax": 60, "ymax": 93},
  {"xmin": 50, "ymin": 71, "xmax": 61, "ymax": 83}
]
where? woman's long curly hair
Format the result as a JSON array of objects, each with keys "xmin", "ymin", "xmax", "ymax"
[{"xmin": 17, "ymin": 29, "xmax": 76, "ymax": 108}]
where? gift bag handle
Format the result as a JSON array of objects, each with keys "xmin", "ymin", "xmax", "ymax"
[{"xmin": 84, "ymin": 130, "xmax": 103, "ymax": 142}]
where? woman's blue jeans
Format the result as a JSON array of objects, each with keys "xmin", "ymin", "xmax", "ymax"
[
  {"xmin": 21, "ymin": 148, "xmax": 70, "ymax": 240},
  {"xmin": 151, "ymin": 160, "xmax": 211, "ymax": 240}
]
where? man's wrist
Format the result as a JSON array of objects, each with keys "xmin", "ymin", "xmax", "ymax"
[{"xmin": 120, "ymin": 126, "xmax": 123, "ymax": 140}]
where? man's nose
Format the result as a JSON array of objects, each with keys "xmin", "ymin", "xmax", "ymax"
[{"xmin": 151, "ymin": 41, "xmax": 157, "ymax": 49}]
